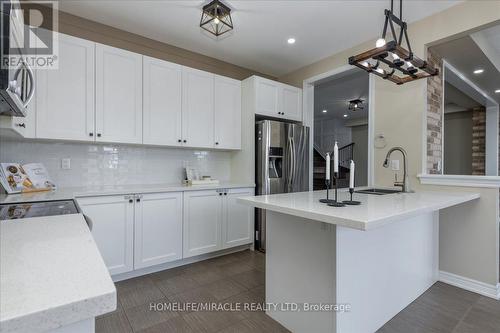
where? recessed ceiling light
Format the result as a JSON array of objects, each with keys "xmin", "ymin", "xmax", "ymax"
[
  {"xmin": 287, "ymin": 38, "xmax": 296, "ymax": 45},
  {"xmin": 322, "ymin": 109, "xmax": 327, "ymax": 113},
  {"xmin": 495, "ymin": 89, "xmax": 500, "ymax": 94},
  {"xmin": 343, "ymin": 114, "xmax": 348, "ymax": 118},
  {"xmin": 473, "ymin": 69, "xmax": 484, "ymax": 74}
]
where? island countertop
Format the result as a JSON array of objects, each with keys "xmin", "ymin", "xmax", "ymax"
[
  {"xmin": 238, "ymin": 189, "xmax": 480, "ymax": 230},
  {"xmin": 0, "ymin": 214, "xmax": 116, "ymax": 333}
]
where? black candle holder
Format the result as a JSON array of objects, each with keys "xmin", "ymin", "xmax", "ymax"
[
  {"xmin": 327, "ymin": 172, "xmax": 345, "ymax": 207},
  {"xmin": 319, "ymin": 179, "xmax": 336, "ymax": 204},
  {"xmin": 343, "ymin": 188, "xmax": 361, "ymax": 205}
]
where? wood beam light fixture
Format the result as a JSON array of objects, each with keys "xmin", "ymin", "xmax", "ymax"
[
  {"xmin": 348, "ymin": 0, "xmax": 438, "ymax": 85},
  {"xmin": 200, "ymin": 0, "xmax": 233, "ymax": 37}
]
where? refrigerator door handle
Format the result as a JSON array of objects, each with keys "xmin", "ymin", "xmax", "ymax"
[
  {"xmin": 291, "ymin": 137, "xmax": 296, "ymax": 190},
  {"xmin": 287, "ymin": 137, "xmax": 293, "ymax": 190}
]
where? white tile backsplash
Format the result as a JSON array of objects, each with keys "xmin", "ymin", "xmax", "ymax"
[{"xmin": 0, "ymin": 139, "xmax": 232, "ymax": 187}]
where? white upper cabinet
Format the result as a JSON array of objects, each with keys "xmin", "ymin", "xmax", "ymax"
[
  {"xmin": 77, "ymin": 195, "xmax": 135, "ymax": 276},
  {"xmin": 281, "ymin": 85, "xmax": 302, "ymax": 121},
  {"xmin": 214, "ymin": 75, "xmax": 241, "ymax": 149},
  {"xmin": 182, "ymin": 67, "xmax": 215, "ymax": 148},
  {"xmin": 134, "ymin": 192, "xmax": 183, "ymax": 269},
  {"xmin": 95, "ymin": 44, "xmax": 143, "ymax": 144},
  {"xmin": 222, "ymin": 187, "xmax": 254, "ymax": 249},
  {"xmin": 36, "ymin": 33, "xmax": 95, "ymax": 141},
  {"xmin": 143, "ymin": 56, "xmax": 182, "ymax": 146},
  {"xmin": 255, "ymin": 77, "xmax": 280, "ymax": 117},
  {"xmin": 250, "ymin": 76, "xmax": 302, "ymax": 122},
  {"xmin": 183, "ymin": 189, "xmax": 222, "ymax": 258}
]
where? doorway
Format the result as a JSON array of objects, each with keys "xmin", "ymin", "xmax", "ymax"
[{"xmin": 305, "ymin": 68, "xmax": 372, "ymax": 190}]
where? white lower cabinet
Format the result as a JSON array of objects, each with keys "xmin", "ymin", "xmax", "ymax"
[
  {"xmin": 77, "ymin": 195, "xmax": 135, "ymax": 275},
  {"xmin": 183, "ymin": 187, "xmax": 254, "ymax": 258},
  {"xmin": 222, "ymin": 188, "xmax": 254, "ymax": 249},
  {"xmin": 183, "ymin": 190, "xmax": 222, "ymax": 258},
  {"xmin": 78, "ymin": 187, "xmax": 254, "ymax": 275},
  {"xmin": 134, "ymin": 192, "xmax": 183, "ymax": 269}
]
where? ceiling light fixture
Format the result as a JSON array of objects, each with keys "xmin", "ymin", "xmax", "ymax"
[
  {"xmin": 287, "ymin": 38, "xmax": 296, "ymax": 45},
  {"xmin": 473, "ymin": 69, "xmax": 484, "ymax": 74},
  {"xmin": 200, "ymin": 0, "xmax": 233, "ymax": 37},
  {"xmin": 495, "ymin": 89, "xmax": 500, "ymax": 94},
  {"xmin": 348, "ymin": 0, "xmax": 438, "ymax": 85},
  {"xmin": 343, "ymin": 114, "xmax": 348, "ymax": 118},
  {"xmin": 348, "ymin": 99, "xmax": 364, "ymax": 111},
  {"xmin": 322, "ymin": 109, "xmax": 327, "ymax": 113}
]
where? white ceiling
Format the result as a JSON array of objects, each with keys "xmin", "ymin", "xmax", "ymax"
[
  {"xmin": 314, "ymin": 69, "xmax": 369, "ymax": 121},
  {"xmin": 58, "ymin": 0, "xmax": 460, "ymax": 77},
  {"xmin": 430, "ymin": 25, "xmax": 500, "ymax": 104}
]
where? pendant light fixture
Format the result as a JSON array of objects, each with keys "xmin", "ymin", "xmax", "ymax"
[
  {"xmin": 348, "ymin": 0, "xmax": 438, "ymax": 85},
  {"xmin": 348, "ymin": 99, "xmax": 364, "ymax": 111},
  {"xmin": 200, "ymin": 0, "xmax": 233, "ymax": 37}
]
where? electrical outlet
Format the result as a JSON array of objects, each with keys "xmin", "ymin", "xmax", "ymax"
[
  {"xmin": 61, "ymin": 158, "xmax": 71, "ymax": 170},
  {"xmin": 391, "ymin": 159, "xmax": 400, "ymax": 171}
]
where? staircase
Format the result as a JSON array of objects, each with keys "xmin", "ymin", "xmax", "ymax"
[{"xmin": 313, "ymin": 143, "xmax": 355, "ymax": 190}]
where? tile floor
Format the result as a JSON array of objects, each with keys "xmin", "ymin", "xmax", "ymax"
[{"xmin": 96, "ymin": 250, "xmax": 500, "ymax": 333}]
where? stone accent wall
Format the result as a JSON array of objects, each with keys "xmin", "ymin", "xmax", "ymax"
[
  {"xmin": 426, "ymin": 50, "xmax": 443, "ymax": 174},
  {"xmin": 472, "ymin": 107, "xmax": 486, "ymax": 175}
]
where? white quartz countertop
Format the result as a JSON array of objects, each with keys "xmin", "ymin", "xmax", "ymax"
[
  {"xmin": 0, "ymin": 214, "xmax": 116, "ymax": 333},
  {"xmin": 0, "ymin": 182, "xmax": 255, "ymax": 204},
  {"xmin": 238, "ymin": 189, "xmax": 480, "ymax": 230}
]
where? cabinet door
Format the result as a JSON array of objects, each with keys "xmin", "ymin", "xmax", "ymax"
[
  {"xmin": 214, "ymin": 75, "xmax": 241, "ymax": 150},
  {"xmin": 183, "ymin": 190, "xmax": 222, "ymax": 258},
  {"xmin": 143, "ymin": 56, "xmax": 182, "ymax": 146},
  {"xmin": 36, "ymin": 33, "xmax": 95, "ymax": 141},
  {"xmin": 134, "ymin": 192, "xmax": 183, "ymax": 269},
  {"xmin": 77, "ymin": 195, "xmax": 134, "ymax": 275},
  {"xmin": 95, "ymin": 44, "xmax": 142, "ymax": 144},
  {"xmin": 281, "ymin": 85, "xmax": 302, "ymax": 121},
  {"xmin": 255, "ymin": 77, "xmax": 280, "ymax": 118},
  {"xmin": 182, "ymin": 67, "xmax": 214, "ymax": 148},
  {"xmin": 222, "ymin": 188, "xmax": 254, "ymax": 249}
]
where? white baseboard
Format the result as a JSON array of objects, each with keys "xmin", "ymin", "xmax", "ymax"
[
  {"xmin": 112, "ymin": 244, "xmax": 251, "ymax": 282},
  {"xmin": 439, "ymin": 271, "xmax": 500, "ymax": 300}
]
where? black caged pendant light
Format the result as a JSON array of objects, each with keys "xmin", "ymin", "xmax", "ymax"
[{"xmin": 200, "ymin": 0, "xmax": 234, "ymax": 37}]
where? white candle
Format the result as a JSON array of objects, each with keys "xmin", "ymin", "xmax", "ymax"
[
  {"xmin": 349, "ymin": 160, "xmax": 355, "ymax": 189},
  {"xmin": 333, "ymin": 142, "xmax": 339, "ymax": 174},
  {"xmin": 325, "ymin": 153, "xmax": 330, "ymax": 180}
]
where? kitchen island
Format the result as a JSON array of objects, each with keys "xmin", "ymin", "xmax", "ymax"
[
  {"xmin": 238, "ymin": 189, "xmax": 480, "ymax": 333},
  {"xmin": 0, "ymin": 214, "xmax": 116, "ymax": 333}
]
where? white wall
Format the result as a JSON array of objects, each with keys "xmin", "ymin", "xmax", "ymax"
[
  {"xmin": 279, "ymin": 1, "xmax": 500, "ymax": 286},
  {"xmin": 0, "ymin": 139, "xmax": 232, "ymax": 188}
]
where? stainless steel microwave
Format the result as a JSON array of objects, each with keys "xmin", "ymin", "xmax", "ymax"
[{"xmin": 0, "ymin": 0, "xmax": 35, "ymax": 117}]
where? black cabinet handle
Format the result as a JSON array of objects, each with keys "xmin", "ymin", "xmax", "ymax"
[
  {"xmin": 215, "ymin": 142, "xmax": 219, "ymax": 145},
  {"xmin": 129, "ymin": 199, "xmax": 133, "ymax": 203},
  {"xmin": 219, "ymin": 193, "xmax": 222, "ymax": 196},
  {"xmin": 89, "ymin": 132, "xmax": 94, "ymax": 137},
  {"xmin": 183, "ymin": 139, "xmax": 187, "ymax": 143},
  {"xmin": 224, "ymin": 192, "xmax": 227, "ymax": 195},
  {"xmin": 16, "ymin": 123, "xmax": 26, "ymax": 128},
  {"xmin": 136, "ymin": 198, "xmax": 140, "ymax": 202},
  {"xmin": 178, "ymin": 139, "xmax": 182, "ymax": 143},
  {"xmin": 97, "ymin": 133, "xmax": 102, "ymax": 137}
]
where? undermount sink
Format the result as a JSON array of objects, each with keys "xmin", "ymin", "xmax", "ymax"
[{"xmin": 355, "ymin": 188, "xmax": 401, "ymax": 195}]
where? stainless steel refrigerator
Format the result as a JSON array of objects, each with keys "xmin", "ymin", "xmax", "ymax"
[{"xmin": 255, "ymin": 120, "xmax": 310, "ymax": 252}]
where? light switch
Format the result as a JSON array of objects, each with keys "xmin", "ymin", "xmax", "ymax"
[
  {"xmin": 61, "ymin": 158, "xmax": 71, "ymax": 170},
  {"xmin": 391, "ymin": 159, "xmax": 400, "ymax": 171}
]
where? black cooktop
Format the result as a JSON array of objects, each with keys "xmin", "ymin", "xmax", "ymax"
[{"xmin": 0, "ymin": 200, "xmax": 79, "ymax": 220}]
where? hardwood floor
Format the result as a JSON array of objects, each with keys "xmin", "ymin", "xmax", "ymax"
[{"xmin": 96, "ymin": 250, "xmax": 500, "ymax": 333}]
